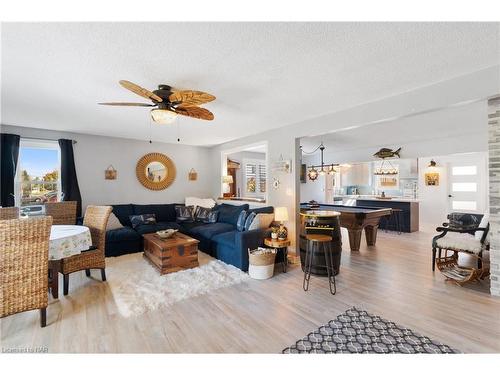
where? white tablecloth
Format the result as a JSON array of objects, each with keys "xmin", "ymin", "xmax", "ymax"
[{"xmin": 49, "ymin": 225, "xmax": 92, "ymax": 260}]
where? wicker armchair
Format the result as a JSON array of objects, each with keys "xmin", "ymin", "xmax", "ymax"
[
  {"xmin": 0, "ymin": 216, "xmax": 52, "ymax": 327},
  {"xmin": 44, "ymin": 201, "xmax": 77, "ymax": 225},
  {"xmin": 0, "ymin": 207, "xmax": 20, "ymax": 220},
  {"xmin": 59, "ymin": 205, "xmax": 112, "ymax": 295}
]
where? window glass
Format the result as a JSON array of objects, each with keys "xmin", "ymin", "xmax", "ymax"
[
  {"xmin": 16, "ymin": 140, "xmax": 60, "ymax": 216},
  {"xmin": 452, "ymin": 166, "xmax": 477, "ymax": 176}
]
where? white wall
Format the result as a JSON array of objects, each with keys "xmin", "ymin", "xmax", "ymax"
[{"xmin": 1, "ymin": 125, "xmax": 214, "ymax": 209}]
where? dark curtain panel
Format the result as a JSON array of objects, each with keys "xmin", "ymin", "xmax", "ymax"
[
  {"xmin": 1, "ymin": 133, "xmax": 20, "ymax": 207},
  {"xmin": 58, "ymin": 139, "xmax": 82, "ymax": 216}
]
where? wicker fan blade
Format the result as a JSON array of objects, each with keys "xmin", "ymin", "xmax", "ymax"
[
  {"xmin": 119, "ymin": 80, "xmax": 163, "ymax": 102},
  {"xmin": 98, "ymin": 102, "xmax": 155, "ymax": 107},
  {"xmin": 169, "ymin": 90, "xmax": 215, "ymax": 106},
  {"xmin": 175, "ymin": 106, "xmax": 214, "ymax": 121}
]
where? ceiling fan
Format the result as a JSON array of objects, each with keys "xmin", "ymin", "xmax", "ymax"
[{"xmin": 99, "ymin": 80, "xmax": 215, "ymax": 124}]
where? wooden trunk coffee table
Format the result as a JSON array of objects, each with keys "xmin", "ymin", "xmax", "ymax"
[{"xmin": 143, "ymin": 232, "xmax": 199, "ymax": 275}]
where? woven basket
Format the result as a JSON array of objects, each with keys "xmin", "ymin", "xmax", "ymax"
[{"xmin": 248, "ymin": 249, "xmax": 276, "ymax": 266}]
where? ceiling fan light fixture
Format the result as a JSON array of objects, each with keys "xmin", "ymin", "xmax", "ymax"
[{"xmin": 150, "ymin": 108, "xmax": 178, "ymax": 124}]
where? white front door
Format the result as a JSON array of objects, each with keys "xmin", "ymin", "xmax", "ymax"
[{"xmin": 447, "ymin": 157, "xmax": 487, "ymax": 214}]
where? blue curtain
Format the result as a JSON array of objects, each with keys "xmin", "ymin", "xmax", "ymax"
[
  {"xmin": 1, "ymin": 133, "xmax": 20, "ymax": 207},
  {"xmin": 58, "ymin": 139, "xmax": 82, "ymax": 216}
]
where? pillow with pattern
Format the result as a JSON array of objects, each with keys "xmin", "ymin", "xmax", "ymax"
[
  {"xmin": 236, "ymin": 210, "xmax": 247, "ymax": 231},
  {"xmin": 244, "ymin": 211, "xmax": 257, "ymax": 231},
  {"xmin": 194, "ymin": 206, "xmax": 219, "ymax": 223},
  {"xmin": 175, "ymin": 205, "xmax": 195, "ymax": 222},
  {"xmin": 129, "ymin": 214, "xmax": 156, "ymax": 229}
]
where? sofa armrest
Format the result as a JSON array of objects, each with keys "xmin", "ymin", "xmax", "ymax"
[{"xmin": 235, "ymin": 228, "xmax": 271, "ymax": 252}]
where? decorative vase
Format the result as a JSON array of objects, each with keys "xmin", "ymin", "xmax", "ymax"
[
  {"xmin": 271, "ymin": 232, "xmax": 278, "ymax": 239},
  {"xmin": 277, "ymin": 225, "xmax": 288, "ymax": 240}
]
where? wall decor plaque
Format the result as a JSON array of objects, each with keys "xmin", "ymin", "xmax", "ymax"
[
  {"xmin": 105, "ymin": 165, "xmax": 117, "ymax": 180},
  {"xmin": 136, "ymin": 153, "xmax": 176, "ymax": 190}
]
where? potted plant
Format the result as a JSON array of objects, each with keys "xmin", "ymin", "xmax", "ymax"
[{"xmin": 271, "ymin": 226, "xmax": 279, "ymax": 239}]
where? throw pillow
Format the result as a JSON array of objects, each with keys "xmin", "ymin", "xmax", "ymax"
[
  {"xmin": 236, "ymin": 210, "xmax": 247, "ymax": 232},
  {"xmin": 247, "ymin": 213, "xmax": 275, "ymax": 231},
  {"xmin": 244, "ymin": 211, "xmax": 257, "ymax": 231},
  {"xmin": 106, "ymin": 212, "xmax": 123, "ymax": 231},
  {"xmin": 175, "ymin": 205, "xmax": 195, "ymax": 222},
  {"xmin": 129, "ymin": 214, "xmax": 156, "ymax": 229},
  {"xmin": 194, "ymin": 206, "xmax": 218, "ymax": 223}
]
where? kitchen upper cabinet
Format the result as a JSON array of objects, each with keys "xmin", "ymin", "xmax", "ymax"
[{"xmin": 340, "ymin": 163, "xmax": 371, "ymax": 186}]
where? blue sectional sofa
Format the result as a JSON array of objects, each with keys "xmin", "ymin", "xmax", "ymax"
[{"xmin": 105, "ymin": 203, "xmax": 274, "ymax": 271}]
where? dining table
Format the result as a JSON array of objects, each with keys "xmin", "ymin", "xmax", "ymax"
[{"xmin": 49, "ymin": 225, "xmax": 92, "ymax": 298}]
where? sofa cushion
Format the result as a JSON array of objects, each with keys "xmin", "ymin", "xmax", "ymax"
[
  {"xmin": 134, "ymin": 204, "xmax": 177, "ymax": 222},
  {"xmin": 236, "ymin": 210, "xmax": 247, "ymax": 231},
  {"xmin": 194, "ymin": 206, "xmax": 218, "ymax": 223},
  {"xmin": 248, "ymin": 206, "xmax": 274, "ymax": 215},
  {"xmin": 106, "ymin": 227, "xmax": 142, "ymax": 243},
  {"xmin": 244, "ymin": 211, "xmax": 257, "ymax": 231},
  {"xmin": 112, "ymin": 204, "xmax": 135, "ymax": 227},
  {"xmin": 248, "ymin": 213, "xmax": 274, "ymax": 231},
  {"xmin": 215, "ymin": 203, "xmax": 249, "ymax": 226},
  {"xmin": 134, "ymin": 221, "xmax": 181, "ymax": 235},
  {"xmin": 212, "ymin": 231, "xmax": 236, "ymax": 247},
  {"xmin": 175, "ymin": 205, "xmax": 195, "ymax": 223},
  {"xmin": 188, "ymin": 222, "xmax": 235, "ymax": 239}
]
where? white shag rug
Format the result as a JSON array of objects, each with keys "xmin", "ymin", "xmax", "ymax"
[{"xmin": 106, "ymin": 252, "xmax": 249, "ymax": 318}]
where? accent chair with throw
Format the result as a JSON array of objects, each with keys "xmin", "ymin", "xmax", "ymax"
[
  {"xmin": 59, "ymin": 205, "xmax": 112, "ymax": 295},
  {"xmin": 0, "ymin": 216, "xmax": 53, "ymax": 327},
  {"xmin": 432, "ymin": 212, "xmax": 490, "ymax": 285}
]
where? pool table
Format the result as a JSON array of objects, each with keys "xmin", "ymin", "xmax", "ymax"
[{"xmin": 300, "ymin": 203, "xmax": 392, "ymax": 251}]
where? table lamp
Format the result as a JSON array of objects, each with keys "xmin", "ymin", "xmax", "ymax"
[{"xmin": 274, "ymin": 206, "xmax": 289, "ymax": 240}]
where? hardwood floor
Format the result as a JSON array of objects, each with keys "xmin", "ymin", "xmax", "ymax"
[{"xmin": 1, "ymin": 229, "xmax": 499, "ymax": 353}]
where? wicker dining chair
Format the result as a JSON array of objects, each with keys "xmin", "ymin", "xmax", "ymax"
[
  {"xmin": 59, "ymin": 205, "xmax": 112, "ymax": 295},
  {"xmin": 0, "ymin": 216, "xmax": 53, "ymax": 327},
  {"xmin": 0, "ymin": 207, "xmax": 20, "ymax": 220},
  {"xmin": 44, "ymin": 201, "xmax": 77, "ymax": 225}
]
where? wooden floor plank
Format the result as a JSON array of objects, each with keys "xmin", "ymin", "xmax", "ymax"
[{"xmin": 1, "ymin": 229, "xmax": 499, "ymax": 353}]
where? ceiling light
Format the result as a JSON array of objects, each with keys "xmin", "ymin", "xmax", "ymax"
[{"xmin": 150, "ymin": 109, "xmax": 178, "ymax": 124}]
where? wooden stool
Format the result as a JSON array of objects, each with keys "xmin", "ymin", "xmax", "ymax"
[
  {"xmin": 382, "ymin": 209, "xmax": 403, "ymax": 234},
  {"xmin": 303, "ymin": 234, "xmax": 336, "ymax": 295}
]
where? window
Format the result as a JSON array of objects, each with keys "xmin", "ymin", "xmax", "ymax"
[
  {"xmin": 452, "ymin": 166, "xmax": 477, "ymax": 176},
  {"xmin": 15, "ymin": 139, "xmax": 61, "ymax": 215},
  {"xmin": 244, "ymin": 159, "xmax": 266, "ymax": 195}
]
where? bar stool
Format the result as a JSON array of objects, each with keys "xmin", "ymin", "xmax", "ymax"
[
  {"xmin": 381, "ymin": 209, "xmax": 403, "ymax": 234},
  {"xmin": 303, "ymin": 234, "xmax": 336, "ymax": 295}
]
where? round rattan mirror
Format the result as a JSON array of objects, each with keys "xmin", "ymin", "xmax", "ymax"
[{"xmin": 136, "ymin": 152, "xmax": 176, "ymax": 190}]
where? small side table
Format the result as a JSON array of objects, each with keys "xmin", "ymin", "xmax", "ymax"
[{"xmin": 264, "ymin": 238, "xmax": 291, "ymax": 273}]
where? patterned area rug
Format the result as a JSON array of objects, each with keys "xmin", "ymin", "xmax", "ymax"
[
  {"xmin": 283, "ymin": 307, "xmax": 459, "ymax": 354},
  {"xmin": 106, "ymin": 252, "xmax": 249, "ymax": 318}
]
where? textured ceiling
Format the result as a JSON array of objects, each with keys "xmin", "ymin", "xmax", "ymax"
[{"xmin": 2, "ymin": 22, "xmax": 499, "ymax": 146}]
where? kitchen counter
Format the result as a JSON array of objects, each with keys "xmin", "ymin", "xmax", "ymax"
[{"xmin": 333, "ymin": 195, "xmax": 419, "ymax": 203}]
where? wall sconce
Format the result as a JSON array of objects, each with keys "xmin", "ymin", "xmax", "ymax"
[{"xmin": 425, "ymin": 160, "xmax": 439, "ymax": 186}]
